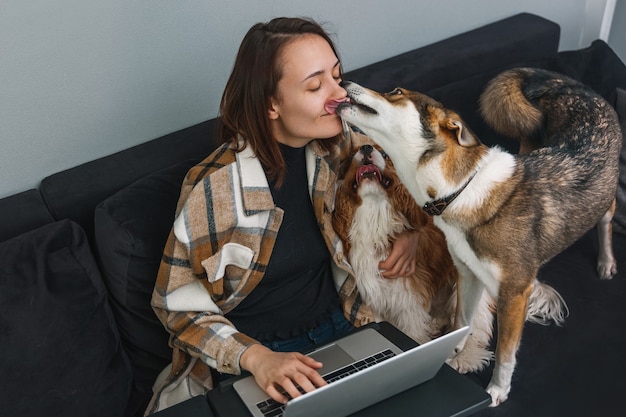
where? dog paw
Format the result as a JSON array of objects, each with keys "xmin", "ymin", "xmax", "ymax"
[
  {"xmin": 446, "ymin": 344, "xmax": 493, "ymax": 374},
  {"xmin": 597, "ymin": 260, "xmax": 617, "ymax": 280},
  {"xmin": 486, "ymin": 381, "xmax": 510, "ymax": 407}
]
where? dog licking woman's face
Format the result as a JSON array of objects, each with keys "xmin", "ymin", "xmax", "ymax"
[{"xmin": 267, "ymin": 34, "xmax": 349, "ymax": 148}]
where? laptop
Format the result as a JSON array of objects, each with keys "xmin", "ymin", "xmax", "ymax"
[{"xmin": 232, "ymin": 323, "xmax": 470, "ymax": 417}]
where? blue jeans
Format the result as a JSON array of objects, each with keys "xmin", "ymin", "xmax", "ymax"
[
  {"xmin": 218, "ymin": 308, "xmax": 354, "ymax": 383},
  {"xmin": 262, "ymin": 308, "xmax": 355, "ymax": 353}
]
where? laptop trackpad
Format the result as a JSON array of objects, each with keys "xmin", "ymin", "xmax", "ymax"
[{"xmin": 307, "ymin": 344, "xmax": 354, "ymax": 376}]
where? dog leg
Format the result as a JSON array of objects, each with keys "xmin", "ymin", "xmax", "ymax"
[
  {"xmin": 453, "ymin": 263, "xmax": 486, "ymax": 340},
  {"xmin": 446, "ymin": 261, "xmax": 492, "ymax": 372},
  {"xmin": 447, "ymin": 289, "xmax": 494, "ymax": 373},
  {"xmin": 596, "ymin": 201, "xmax": 617, "ymax": 279},
  {"xmin": 486, "ymin": 283, "xmax": 532, "ymax": 407}
]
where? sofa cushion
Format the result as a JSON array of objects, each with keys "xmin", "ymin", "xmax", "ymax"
[
  {"xmin": 472, "ymin": 231, "xmax": 626, "ymax": 417},
  {"xmin": 40, "ymin": 119, "xmax": 217, "ymax": 245},
  {"xmin": 94, "ymin": 159, "xmax": 197, "ymax": 416},
  {"xmin": 556, "ymin": 40, "xmax": 626, "ymax": 107},
  {"xmin": 0, "ymin": 220, "xmax": 132, "ymax": 417},
  {"xmin": 0, "ymin": 189, "xmax": 54, "ymax": 242}
]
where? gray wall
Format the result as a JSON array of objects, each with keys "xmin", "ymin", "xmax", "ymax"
[
  {"xmin": 609, "ymin": 0, "xmax": 626, "ymax": 63},
  {"xmin": 0, "ymin": 0, "xmax": 619, "ymax": 198}
]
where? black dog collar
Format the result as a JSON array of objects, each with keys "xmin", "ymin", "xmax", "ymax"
[{"xmin": 422, "ymin": 173, "xmax": 476, "ymax": 216}]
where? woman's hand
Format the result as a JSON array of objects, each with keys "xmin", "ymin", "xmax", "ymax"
[
  {"xmin": 240, "ymin": 344, "xmax": 327, "ymax": 403},
  {"xmin": 378, "ymin": 230, "xmax": 419, "ymax": 279}
]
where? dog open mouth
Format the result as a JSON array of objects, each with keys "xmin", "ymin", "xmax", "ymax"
[
  {"xmin": 355, "ymin": 163, "xmax": 387, "ymax": 187},
  {"xmin": 338, "ymin": 96, "xmax": 378, "ymax": 115}
]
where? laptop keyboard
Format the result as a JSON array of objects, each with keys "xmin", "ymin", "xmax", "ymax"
[{"xmin": 255, "ymin": 349, "xmax": 396, "ymax": 417}]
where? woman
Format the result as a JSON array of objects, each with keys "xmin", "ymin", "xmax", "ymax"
[{"xmin": 146, "ymin": 16, "xmax": 419, "ymax": 414}]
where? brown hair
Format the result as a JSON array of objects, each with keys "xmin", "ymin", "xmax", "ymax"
[{"xmin": 217, "ymin": 17, "xmax": 342, "ymax": 186}]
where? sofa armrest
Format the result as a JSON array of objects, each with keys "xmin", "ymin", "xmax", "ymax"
[{"xmin": 0, "ymin": 189, "xmax": 54, "ymax": 242}]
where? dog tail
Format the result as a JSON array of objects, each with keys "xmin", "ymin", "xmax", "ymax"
[
  {"xmin": 526, "ymin": 280, "xmax": 569, "ymax": 326},
  {"xmin": 479, "ymin": 68, "xmax": 544, "ymax": 143}
]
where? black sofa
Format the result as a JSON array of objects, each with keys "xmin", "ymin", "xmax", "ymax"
[{"xmin": 1, "ymin": 13, "xmax": 625, "ymax": 417}]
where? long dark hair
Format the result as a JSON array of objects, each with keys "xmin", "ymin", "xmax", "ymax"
[{"xmin": 217, "ymin": 17, "xmax": 342, "ymax": 185}]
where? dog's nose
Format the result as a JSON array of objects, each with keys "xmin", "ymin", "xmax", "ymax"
[{"xmin": 360, "ymin": 144, "xmax": 374, "ymax": 156}]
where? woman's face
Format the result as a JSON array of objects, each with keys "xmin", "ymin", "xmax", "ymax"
[{"xmin": 268, "ymin": 34, "xmax": 347, "ymax": 148}]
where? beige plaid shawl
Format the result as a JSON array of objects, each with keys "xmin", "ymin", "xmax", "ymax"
[{"xmin": 147, "ymin": 137, "xmax": 373, "ymax": 413}]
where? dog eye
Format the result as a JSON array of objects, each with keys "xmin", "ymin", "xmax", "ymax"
[
  {"xmin": 380, "ymin": 150, "xmax": 388, "ymax": 159},
  {"xmin": 389, "ymin": 88, "xmax": 403, "ymax": 95}
]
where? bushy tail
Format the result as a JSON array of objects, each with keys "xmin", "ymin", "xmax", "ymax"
[
  {"xmin": 479, "ymin": 67, "xmax": 544, "ymax": 142},
  {"xmin": 526, "ymin": 280, "xmax": 569, "ymax": 326}
]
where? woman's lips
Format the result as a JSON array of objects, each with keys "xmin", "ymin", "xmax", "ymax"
[{"xmin": 325, "ymin": 97, "xmax": 350, "ymax": 115}]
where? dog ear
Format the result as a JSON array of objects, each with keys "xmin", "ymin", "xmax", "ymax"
[
  {"xmin": 445, "ymin": 118, "xmax": 479, "ymax": 147},
  {"xmin": 331, "ymin": 185, "xmax": 354, "ymax": 253}
]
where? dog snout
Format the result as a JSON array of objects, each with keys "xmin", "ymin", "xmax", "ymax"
[{"xmin": 360, "ymin": 144, "xmax": 374, "ymax": 161}]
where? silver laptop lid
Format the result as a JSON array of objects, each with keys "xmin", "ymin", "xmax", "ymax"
[
  {"xmin": 234, "ymin": 326, "xmax": 469, "ymax": 417},
  {"xmin": 233, "ymin": 327, "xmax": 401, "ymax": 414},
  {"xmin": 282, "ymin": 326, "xmax": 469, "ymax": 417}
]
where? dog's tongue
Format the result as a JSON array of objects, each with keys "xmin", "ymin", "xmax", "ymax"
[
  {"xmin": 326, "ymin": 97, "xmax": 350, "ymax": 115},
  {"xmin": 356, "ymin": 164, "xmax": 383, "ymax": 186}
]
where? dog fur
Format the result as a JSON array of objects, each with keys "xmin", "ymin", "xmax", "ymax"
[
  {"xmin": 333, "ymin": 132, "xmax": 493, "ymax": 372},
  {"xmin": 337, "ymin": 68, "xmax": 621, "ymax": 406}
]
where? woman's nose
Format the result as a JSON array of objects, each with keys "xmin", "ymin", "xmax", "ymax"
[{"xmin": 334, "ymin": 80, "xmax": 348, "ymax": 98}]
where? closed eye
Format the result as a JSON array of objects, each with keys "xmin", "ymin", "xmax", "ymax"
[{"xmin": 309, "ymin": 76, "xmax": 342, "ymax": 92}]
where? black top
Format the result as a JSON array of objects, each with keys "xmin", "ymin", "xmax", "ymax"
[{"xmin": 226, "ymin": 143, "xmax": 340, "ymax": 341}]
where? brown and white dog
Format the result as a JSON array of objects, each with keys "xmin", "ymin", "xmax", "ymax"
[
  {"xmin": 337, "ymin": 68, "xmax": 621, "ymax": 406},
  {"xmin": 333, "ymin": 132, "xmax": 494, "ymax": 372}
]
